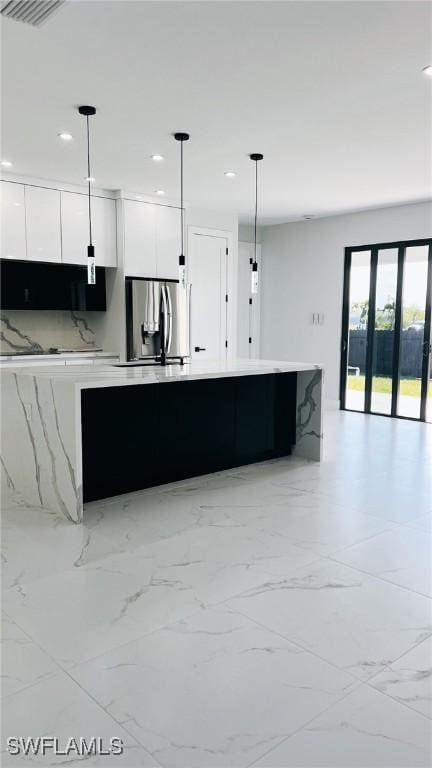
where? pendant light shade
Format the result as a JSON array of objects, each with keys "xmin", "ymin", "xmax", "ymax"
[
  {"xmin": 250, "ymin": 153, "xmax": 263, "ymax": 295},
  {"xmin": 174, "ymin": 132, "xmax": 190, "ymax": 289},
  {"xmin": 78, "ymin": 105, "xmax": 97, "ymax": 285}
]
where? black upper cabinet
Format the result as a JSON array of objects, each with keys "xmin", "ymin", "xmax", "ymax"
[{"xmin": 0, "ymin": 260, "xmax": 106, "ymax": 311}]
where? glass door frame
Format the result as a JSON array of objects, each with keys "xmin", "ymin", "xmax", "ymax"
[{"xmin": 340, "ymin": 237, "xmax": 432, "ymax": 422}]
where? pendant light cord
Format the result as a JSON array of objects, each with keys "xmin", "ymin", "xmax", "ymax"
[
  {"xmin": 180, "ymin": 138, "xmax": 184, "ymax": 257},
  {"xmin": 174, "ymin": 132, "xmax": 189, "ymax": 266},
  {"xmin": 254, "ymin": 159, "xmax": 258, "ymax": 266},
  {"xmin": 86, "ymin": 115, "xmax": 92, "ymax": 246}
]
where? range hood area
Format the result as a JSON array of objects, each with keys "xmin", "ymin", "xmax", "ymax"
[{"xmin": 1, "ymin": 260, "xmax": 106, "ymax": 311}]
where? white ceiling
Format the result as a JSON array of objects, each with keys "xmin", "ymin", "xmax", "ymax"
[{"xmin": 1, "ymin": 0, "xmax": 431, "ymax": 224}]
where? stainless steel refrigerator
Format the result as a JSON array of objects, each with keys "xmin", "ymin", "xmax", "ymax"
[{"xmin": 125, "ymin": 278, "xmax": 190, "ymax": 362}]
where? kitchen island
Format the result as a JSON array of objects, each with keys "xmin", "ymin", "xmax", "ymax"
[{"xmin": 1, "ymin": 360, "xmax": 323, "ymax": 523}]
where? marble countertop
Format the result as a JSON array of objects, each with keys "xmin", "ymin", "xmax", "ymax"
[
  {"xmin": 0, "ymin": 350, "xmax": 118, "ymax": 362},
  {"xmin": 2, "ymin": 358, "xmax": 323, "ymax": 390}
]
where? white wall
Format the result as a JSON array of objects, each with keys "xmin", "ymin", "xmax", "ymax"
[
  {"xmin": 260, "ymin": 202, "xmax": 432, "ymax": 406},
  {"xmin": 238, "ymin": 224, "xmax": 263, "ymax": 244}
]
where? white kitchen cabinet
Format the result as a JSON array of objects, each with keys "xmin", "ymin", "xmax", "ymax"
[
  {"xmin": 1, "ymin": 181, "xmax": 26, "ymax": 260},
  {"xmin": 25, "ymin": 186, "xmax": 61, "ymax": 263},
  {"xmin": 156, "ymin": 204, "xmax": 180, "ymax": 280},
  {"xmin": 61, "ymin": 191, "xmax": 117, "ymax": 267},
  {"xmin": 93, "ymin": 197, "xmax": 117, "ymax": 267},
  {"xmin": 123, "ymin": 199, "xmax": 157, "ymax": 278}
]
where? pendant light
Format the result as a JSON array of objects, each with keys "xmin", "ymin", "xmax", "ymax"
[
  {"xmin": 174, "ymin": 132, "xmax": 190, "ymax": 289},
  {"xmin": 250, "ymin": 152, "xmax": 263, "ymax": 294},
  {"xmin": 78, "ymin": 105, "xmax": 97, "ymax": 285}
]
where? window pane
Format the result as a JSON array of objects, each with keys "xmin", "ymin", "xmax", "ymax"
[
  {"xmin": 346, "ymin": 251, "xmax": 371, "ymax": 411},
  {"xmin": 397, "ymin": 245, "xmax": 428, "ymax": 419},
  {"xmin": 371, "ymin": 249, "xmax": 398, "ymax": 414}
]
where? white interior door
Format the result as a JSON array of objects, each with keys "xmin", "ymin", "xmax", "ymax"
[
  {"xmin": 237, "ymin": 241, "xmax": 261, "ymax": 358},
  {"xmin": 188, "ymin": 231, "xmax": 228, "ymax": 360}
]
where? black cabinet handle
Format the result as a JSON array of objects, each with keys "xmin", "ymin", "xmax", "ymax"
[{"xmin": 194, "ymin": 346, "xmax": 206, "ymax": 352}]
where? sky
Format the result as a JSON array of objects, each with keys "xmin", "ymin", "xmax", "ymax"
[{"xmin": 350, "ymin": 246, "xmax": 429, "ymax": 310}]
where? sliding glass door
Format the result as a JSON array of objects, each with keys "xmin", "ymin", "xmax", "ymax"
[{"xmin": 340, "ymin": 238, "xmax": 432, "ymax": 422}]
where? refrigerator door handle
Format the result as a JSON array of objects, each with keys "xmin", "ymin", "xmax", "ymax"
[
  {"xmin": 161, "ymin": 285, "xmax": 168, "ymax": 355},
  {"xmin": 166, "ymin": 284, "xmax": 173, "ymax": 354}
]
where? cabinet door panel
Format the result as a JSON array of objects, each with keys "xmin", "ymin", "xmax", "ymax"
[
  {"xmin": 61, "ymin": 191, "xmax": 89, "ymax": 265},
  {"xmin": 25, "ymin": 186, "xmax": 61, "ymax": 263},
  {"xmin": 156, "ymin": 204, "xmax": 180, "ymax": 280},
  {"xmin": 61, "ymin": 192, "xmax": 116, "ymax": 267},
  {"xmin": 82, "ymin": 384, "xmax": 159, "ymax": 502},
  {"xmin": 1, "ymin": 182, "xmax": 26, "ymax": 260},
  {"xmin": 93, "ymin": 197, "xmax": 117, "ymax": 267},
  {"xmin": 124, "ymin": 200, "xmax": 157, "ymax": 278},
  {"xmin": 158, "ymin": 378, "xmax": 236, "ymax": 480},
  {"xmin": 235, "ymin": 374, "xmax": 276, "ymax": 461},
  {"xmin": 0, "ymin": 260, "xmax": 106, "ymax": 310}
]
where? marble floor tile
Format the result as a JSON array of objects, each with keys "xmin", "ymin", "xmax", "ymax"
[
  {"xmin": 253, "ymin": 684, "xmax": 431, "ymax": 767},
  {"xmin": 2, "ymin": 549, "xmax": 204, "ymax": 669},
  {"xmin": 126, "ymin": 519, "xmax": 319, "ymax": 605},
  {"xmin": 332, "ymin": 526, "xmax": 432, "ymax": 597},
  {"xmin": 406, "ymin": 512, "xmax": 432, "ymax": 534},
  {"xmin": 227, "ymin": 559, "xmax": 432, "ymax": 681},
  {"xmin": 2, "ymin": 505, "xmax": 125, "ymax": 591},
  {"xmin": 70, "ymin": 606, "xmax": 358, "ymax": 768},
  {"xmin": 83, "ymin": 471, "xmax": 310, "ymax": 552},
  {"xmin": 318, "ymin": 475, "xmax": 432, "ymax": 524},
  {"xmin": 1, "ymin": 613, "xmax": 58, "ymax": 698},
  {"xmin": 1, "ymin": 673, "xmax": 159, "ymax": 766},
  {"xmin": 369, "ymin": 637, "xmax": 432, "ymax": 719},
  {"xmin": 2, "ymin": 523, "xmax": 317, "ymax": 669},
  {"xmin": 84, "ymin": 491, "xmax": 202, "ymax": 553},
  {"xmin": 198, "ymin": 494, "xmax": 392, "ymax": 557}
]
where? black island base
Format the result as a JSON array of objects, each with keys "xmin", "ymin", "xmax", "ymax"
[{"xmin": 82, "ymin": 372, "xmax": 297, "ymax": 503}]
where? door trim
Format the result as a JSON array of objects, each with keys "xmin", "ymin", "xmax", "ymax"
[
  {"xmin": 420, "ymin": 242, "xmax": 432, "ymax": 421},
  {"xmin": 364, "ymin": 247, "xmax": 378, "ymax": 413},
  {"xmin": 391, "ymin": 246, "xmax": 405, "ymax": 416}
]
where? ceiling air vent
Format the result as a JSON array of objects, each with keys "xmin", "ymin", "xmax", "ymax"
[{"xmin": 1, "ymin": 0, "xmax": 65, "ymax": 27}]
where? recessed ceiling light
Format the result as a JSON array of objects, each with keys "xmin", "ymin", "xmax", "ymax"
[
  {"xmin": 151, "ymin": 154, "xmax": 164, "ymax": 162},
  {"xmin": 304, "ymin": 215, "xmax": 314, "ymax": 220},
  {"xmin": 85, "ymin": 176, "xmax": 96, "ymax": 183},
  {"xmin": 1, "ymin": 160, "xmax": 12, "ymax": 168},
  {"xmin": 58, "ymin": 132, "xmax": 73, "ymax": 141},
  {"xmin": 155, "ymin": 189, "xmax": 165, "ymax": 196},
  {"xmin": 422, "ymin": 65, "xmax": 432, "ymax": 77},
  {"xmin": 224, "ymin": 171, "xmax": 236, "ymax": 178}
]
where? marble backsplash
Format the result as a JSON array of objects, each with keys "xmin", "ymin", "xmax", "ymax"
[{"xmin": 0, "ymin": 311, "xmax": 102, "ymax": 355}]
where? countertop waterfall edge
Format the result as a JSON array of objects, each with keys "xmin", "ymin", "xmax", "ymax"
[{"xmin": 1, "ymin": 359, "xmax": 323, "ymax": 523}]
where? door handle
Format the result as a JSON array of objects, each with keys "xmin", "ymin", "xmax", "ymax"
[
  {"xmin": 422, "ymin": 341, "xmax": 432, "ymax": 358},
  {"xmin": 194, "ymin": 346, "xmax": 206, "ymax": 352}
]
